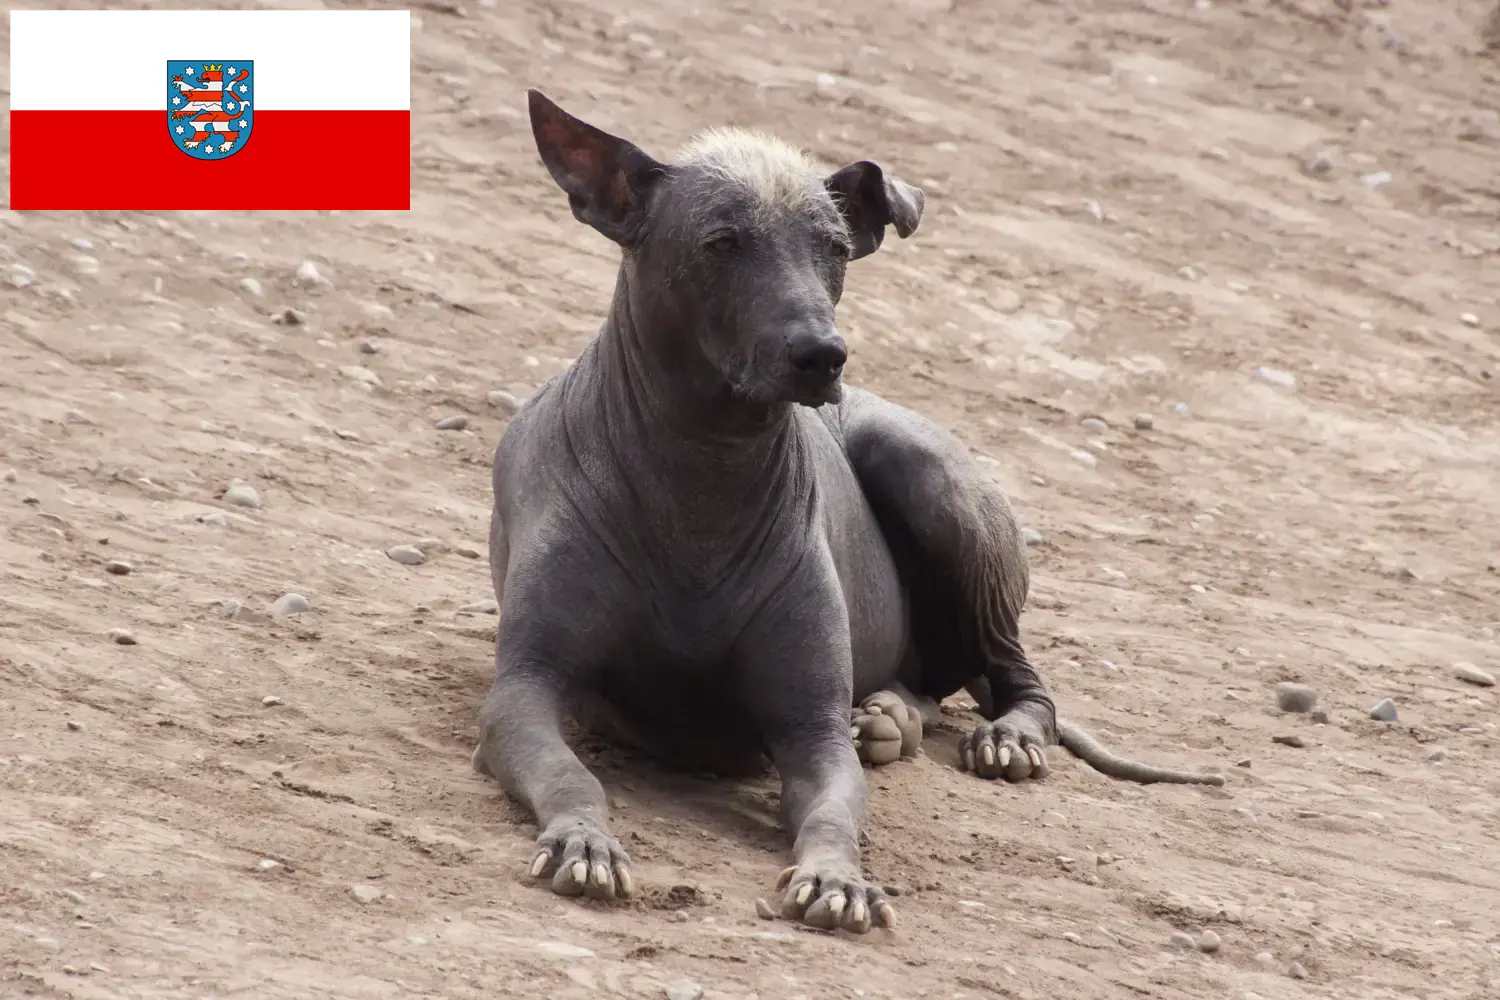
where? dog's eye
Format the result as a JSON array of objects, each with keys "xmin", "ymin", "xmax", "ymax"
[{"xmin": 706, "ymin": 234, "xmax": 739, "ymax": 254}]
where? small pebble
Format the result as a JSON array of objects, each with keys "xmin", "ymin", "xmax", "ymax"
[
  {"xmin": 62, "ymin": 889, "xmax": 85, "ymax": 905},
  {"xmin": 1170, "ymin": 931, "xmax": 1196, "ymax": 949},
  {"xmin": 271, "ymin": 593, "xmax": 312, "ymax": 616},
  {"xmin": 1275, "ymin": 682, "xmax": 1318, "ymax": 713},
  {"xmin": 273, "ymin": 307, "xmax": 307, "ymax": 326},
  {"xmin": 1309, "ymin": 709, "xmax": 1330, "ymax": 724},
  {"xmin": 1369, "ymin": 698, "xmax": 1398, "ymax": 722},
  {"xmin": 257, "ymin": 859, "xmax": 281, "ymax": 871},
  {"xmin": 487, "ymin": 389, "xmax": 521, "ymax": 414},
  {"xmin": 1080, "ymin": 417, "xmax": 1108, "ymax": 433},
  {"xmin": 3, "ymin": 468, "xmax": 18, "ymax": 482},
  {"xmin": 238, "ymin": 277, "xmax": 264, "ymax": 297},
  {"xmin": 1460, "ymin": 312, "xmax": 1480, "ymax": 327},
  {"xmin": 36, "ymin": 937, "xmax": 61, "ymax": 952},
  {"xmin": 533, "ymin": 942, "xmax": 595, "ymax": 959},
  {"xmin": 67, "ymin": 720, "xmax": 84, "ymax": 732},
  {"xmin": 665, "ymin": 981, "xmax": 704, "ymax": 1000},
  {"xmin": 1427, "ymin": 747, "xmax": 1447, "ymax": 761},
  {"xmin": 754, "ymin": 898, "xmax": 776, "ymax": 920},
  {"xmin": 261, "ymin": 695, "xmax": 284, "ymax": 707},
  {"xmin": 350, "ymin": 883, "xmax": 383, "ymax": 904},
  {"xmin": 1254, "ymin": 951, "xmax": 1276, "ymax": 968},
  {"xmin": 340, "ymin": 365, "xmax": 383, "ymax": 387},
  {"xmin": 1288, "ymin": 962, "xmax": 1307, "ymax": 980},
  {"xmin": 1132, "ymin": 413, "xmax": 1154, "ymax": 430},
  {"xmin": 1272, "ymin": 734, "xmax": 1306, "ymax": 748},
  {"xmin": 1062, "ymin": 931, "xmax": 1082, "ymax": 944},
  {"xmin": 1254, "ymin": 366, "xmax": 1296, "ymax": 389},
  {"xmin": 295, "ymin": 260, "xmax": 325, "ymax": 285},
  {"xmin": 459, "ymin": 599, "xmax": 498, "ymax": 615},
  {"xmin": 1454, "ymin": 662, "xmax": 1495, "ymax": 687},
  {"xmin": 223, "ymin": 482, "xmax": 261, "ymax": 509},
  {"xmin": 1302, "ymin": 151, "xmax": 1334, "ymax": 176},
  {"xmin": 387, "ymin": 544, "xmax": 427, "ymax": 566},
  {"xmin": 1361, "ymin": 170, "xmax": 1392, "ymax": 188},
  {"xmin": 106, "ymin": 628, "xmax": 136, "ymax": 646},
  {"xmin": 1022, "ymin": 527, "xmax": 1045, "ymax": 547},
  {"xmin": 436, "ymin": 415, "xmax": 469, "ymax": 431},
  {"xmin": 104, "ymin": 559, "xmax": 133, "ymax": 576},
  {"xmin": 1197, "ymin": 930, "xmax": 1221, "ymax": 953},
  {"xmin": 358, "ymin": 338, "xmax": 380, "ymax": 354}
]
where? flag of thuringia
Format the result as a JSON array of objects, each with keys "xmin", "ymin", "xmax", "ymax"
[{"xmin": 9, "ymin": 9, "xmax": 411, "ymax": 210}]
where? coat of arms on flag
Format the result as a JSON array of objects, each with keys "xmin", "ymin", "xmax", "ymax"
[{"xmin": 167, "ymin": 60, "xmax": 254, "ymax": 159}]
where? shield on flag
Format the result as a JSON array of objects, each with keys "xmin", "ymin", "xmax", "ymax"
[{"xmin": 167, "ymin": 60, "xmax": 254, "ymax": 160}]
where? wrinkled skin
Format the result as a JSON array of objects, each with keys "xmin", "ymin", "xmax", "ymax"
[{"xmin": 471, "ymin": 90, "xmax": 1058, "ymax": 935}]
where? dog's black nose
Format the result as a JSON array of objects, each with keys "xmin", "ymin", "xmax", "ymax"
[{"xmin": 788, "ymin": 332, "xmax": 848, "ymax": 379}]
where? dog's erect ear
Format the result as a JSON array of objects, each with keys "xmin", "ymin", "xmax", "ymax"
[
  {"xmin": 824, "ymin": 160, "xmax": 925, "ymax": 260},
  {"xmin": 527, "ymin": 89, "xmax": 668, "ymax": 246}
]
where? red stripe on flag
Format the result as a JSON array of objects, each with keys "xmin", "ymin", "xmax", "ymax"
[{"xmin": 9, "ymin": 109, "xmax": 410, "ymax": 210}]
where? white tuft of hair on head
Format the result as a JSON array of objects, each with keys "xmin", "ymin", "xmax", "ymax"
[{"xmin": 676, "ymin": 127, "xmax": 828, "ymax": 214}]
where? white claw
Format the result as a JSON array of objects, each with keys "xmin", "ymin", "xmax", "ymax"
[
  {"xmin": 593, "ymin": 863, "xmax": 611, "ymax": 887},
  {"xmin": 795, "ymin": 883, "xmax": 813, "ymax": 906},
  {"xmin": 998, "ymin": 745, "xmax": 1012, "ymax": 769},
  {"xmin": 982, "ymin": 745, "xmax": 995, "ymax": 768},
  {"xmin": 570, "ymin": 861, "xmax": 587, "ymax": 885},
  {"xmin": 529, "ymin": 851, "xmax": 549, "ymax": 877},
  {"xmin": 617, "ymin": 866, "xmax": 634, "ymax": 897},
  {"xmin": 827, "ymin": 894, "xmax": 847, "ymax": 920}
]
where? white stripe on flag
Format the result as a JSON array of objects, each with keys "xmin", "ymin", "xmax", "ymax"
[{"xmin": 10, "ymin": 10, "xmax": 410, "ymax": 111}]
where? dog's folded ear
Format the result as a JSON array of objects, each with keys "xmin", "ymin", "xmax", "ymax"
[
  {"xmin": 824, "ymin": 161, "xmax": 925, "ymax": 260},
  {"xmin": 528, "ymin": 89, "xmax": 670, "ymax": 246}
]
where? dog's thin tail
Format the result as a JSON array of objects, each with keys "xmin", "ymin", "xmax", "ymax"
[{"xmin": 1057, "ymin": 720, "xmax": 1225, "ymax": 786}]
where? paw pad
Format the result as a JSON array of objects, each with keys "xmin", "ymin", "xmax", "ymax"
[{"xmin": 851, "ymin": 691, "xmax": 922, "ymax": 766}]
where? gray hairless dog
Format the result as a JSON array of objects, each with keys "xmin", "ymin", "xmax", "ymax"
[{"xmin": 472, "ymin": 89, "xmax": 1224, "ymax": 935}]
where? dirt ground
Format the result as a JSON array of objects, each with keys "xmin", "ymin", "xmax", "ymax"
[{"xmin": 4, "ymin": 0, "xmax": 1500, "ymax": 997}]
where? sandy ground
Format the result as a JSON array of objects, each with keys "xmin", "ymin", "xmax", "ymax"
[{"xmin": 5, "ymin": 0, "xmax": 1500, "ymax": 997}]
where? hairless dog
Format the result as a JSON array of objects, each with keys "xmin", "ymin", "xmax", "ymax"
[{"xmin": 472, "ymin": 89, "xmax": 1224, "ymax": 935}]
